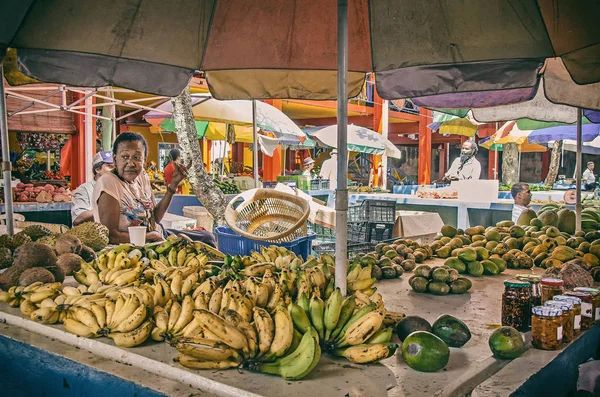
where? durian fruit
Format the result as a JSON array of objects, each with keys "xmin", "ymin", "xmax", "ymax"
[
  {"xmin": 64, "ymin": 222, "xmax": 109, "ymax": 251},
  {"xmin": 6, "ymin": 233, "xmax": 32, "ymax": 251},
  {"xmin": 20, "ymin": 225, "xmax": 53, "ymax": 241},
  {"xmin": 0, "ymin": 247, "xmax": 12, "ymax": 269},
  {"xmin": 37, "ymin": 234, "xmax": 57, "ymax": 248}
]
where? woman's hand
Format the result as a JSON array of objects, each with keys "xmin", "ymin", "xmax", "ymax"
[
  {"xmin": 146, "ymin": 231, "xmax": 164, "ymax": 242},
  {"xmin": 169, "ymin": 161, "xmax": 190, "ymax": 190}
]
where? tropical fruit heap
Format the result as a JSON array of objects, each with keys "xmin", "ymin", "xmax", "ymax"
[
  {"xmin": 408, "ymin": 264, "xmax": 473, "ymax": 295},
  {"xmin": 0, "ymin": 235, "xmax": 413, "ymax": 380},
  {"xmin": 0, "ymin": 223, "xmax": 107, "ymax": 289}
]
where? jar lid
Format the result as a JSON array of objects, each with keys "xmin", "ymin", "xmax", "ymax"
[
  {"xmin": 554, "ymin": 295, "xmax": 582, "ymax": 305},
  {"xmin": 565, "ymin": 291, "xmax": 593, "ymax": 300},
  {"xmin": 573, "ymin": 287, "xmax": 599, "ymax": 295},
  {"xmin": 541, "ymin": 278, "xmax": 564, "ymax": 287},
  {"xmin": 532, "ymin": 306, "xmax": 562, "ymax": 316},
  {"xmin": 504, "ymin": 279, "xmax": 531, "ymax": 288},
  {"xmin": 545, "ymin": 300, "xmax": 573, "ymax": 310}
]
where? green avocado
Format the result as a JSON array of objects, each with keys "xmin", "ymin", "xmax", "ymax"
[
  {"xmin": 488, "ymin": 326, "xmax": 525, "ymax": 359},
  {"xmin": 395, "ymin": 316, "xmax": 432, "ymax": 341},
  {"xmin": 401, "ymin": 331, "xmax": 450, "ymax": 372},
  {"xmin": 432, "ymin": 314, "xmax": 472, "ymax": 347},
  {"xmin": 457, "ymin": 247, "xmax": 477, "ymax": 262}
]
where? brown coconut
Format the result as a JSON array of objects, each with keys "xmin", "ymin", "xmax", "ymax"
[
  {"xmin": 56, "ymin": 253, "xmax": 83, "ymax": 276},
  {"xmin": 79, "ymin": 245, "xmax": 97, "ymax": 262},
  {"xmin": 13, "ymin": 243, "xmax": 58, "ymax": 269},
  {"xmin": 55, "ymin": 234, "xmax": 83, "ymax": 255},
  {"xmin": 18, "ymin": 267, "xmax": 56, "ymax": 286},
  {"xmin": 45, "ymin": 264, "xmax": 65, "ymax": 283},
  {"xmin": 0, "ymin": 263, "xmax": 30, "ymax": 290}
]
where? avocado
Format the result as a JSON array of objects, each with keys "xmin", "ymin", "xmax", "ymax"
[
  {"xmin": 485, "ymin": 241, "xmax": 499, "ymax": 251},
  {"xmin": 392, "ymin": 264, "xmax": 404, "ymax": 278},
  {"xmin": 401, "ymin": 259, "xmax": 416, "ymax": 272},
  {"xmin": 449, "ymin": 237, "xmax": 463, "ymax": 249},
  {"xmin": 485, "ymin": 230, "xmax": 501, "ymax": 242},
  {"xmin": 467, "ymin": 261, "xmax": 484, "ymax": 276},
  {"xmin": 488, "ymin": 326, "xmax": 525, "ymax": 359},
  {"xmin": 470, "ymin": 241, "xmax": 486, "ymax": 248},
  {"xmin": 444, "ymin": 257, "xmax": 466, "ymax": 273},
  {"xmin": 489, "ymin": 257, "xmax": 506, "ymax": 273},
  {"xmin": 481, "ymin": 260, "xmax": 499, "ymax": 275},
  {"xmin": 414, "ymin": 265, "xmax": 432, "ymax": 278},
  {"xmin": 457, "ymin": 247, "xmax": 477, "ymax": 262},
  {"xmin": 395, "ymin": 316, "xmax": 432, "ymax": 341},
  {"xmin": 474, "ymin": 247, "xmax": 489, "ymax": 261},
  {"xmin": 440, "ymin": 225, "xmax": 458, "ymax": 237},
  {"xmin": 432, "ymin": 314, "xmax": 472, "ymax": 347},
  {"xmin": 440, "ymin": 236, "xmax": 452, "ymax": 245},
  {"xmin": 449, "ymin": 279, "xmax": 469, "ymax": 294},
  {"xmin": 446, "ymin": 268, "xmax": 459, "ymax": 282},
  {"xmin": 456, "ymin": 277, "xmax": 472, "ymax": 290},
  {"xmin": 431, "ymin": 267, "xmax": 449, "ymax": 282},
  {"xmin": 371, "ymin": 265, "xmax": 383, "ymax": 280},
  {"xmin": 458, "ymin": 235, "xmax": 472, "ymax": 245},
  {"xmin": 505, "ymin": 237, "xmax": 520, "ymax": 250},
  {"xmin": 435, "ymin": 246, "xmax": 452, "ymax": 259},
  {"xmin": 382, "ymin": 266, "xmax": 397, "ymax": 279},
  {"xmin": 402, "ymin": 331, "xmax": 450, "ymax": 372},
  {"xmin": 414, "ymin": 250, "xmax": 427, "ymax": 263},
  {"xmin": 428, "ymin": 281, "xmax": 450, "ymax": 295},
  {"xmin": 411, "ymin": 277, "xmax": 430, "ymax": 293}
]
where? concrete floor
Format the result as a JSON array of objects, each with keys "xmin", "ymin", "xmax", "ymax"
[{"xmin": 0, "ymin": 264, "xmax": 551, "ymax": 397}]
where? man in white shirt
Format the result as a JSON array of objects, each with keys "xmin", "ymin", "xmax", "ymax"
[
  {"xmin": 580, "ymin": 161, "xmax": 597, "ymax": 191},
  {"xmin": 444, "ymin": 140, "xmax": 482, "ymax": 181},
  {"xmin": 511, "ymin": 182, "xmax": 532, "ymax": 223},
  {"xmin": 319, "ymin": 150, "xmax": 338, "ymax": 190},
  {"xmin": 71, "ymin": 151, "xmax": 114, "ymax": 225}
]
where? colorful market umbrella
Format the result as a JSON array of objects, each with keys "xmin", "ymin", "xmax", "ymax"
[
  {"xmin": 428, "ymin": 111, "xmax": 481, "ymax": 137},
  {"xmin": 305, "ymin": 124, "xmax": 401, "ymax": 158},
  {"xmin": 479, "ymin": 121, "xmax": 546, "ymax": 152},
  {"xmin": 527, "ymin": 123, "xmax": 600, "ymax": 144}
]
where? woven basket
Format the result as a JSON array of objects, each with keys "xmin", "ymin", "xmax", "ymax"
[{"xmin": 225, "ymin": 188, "xmax": 310, "ymax": 242}]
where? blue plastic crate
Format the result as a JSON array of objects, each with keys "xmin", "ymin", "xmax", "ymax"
[{"xmin": 215, "ymin": 226, "xmax": 316, "ymax": 258}]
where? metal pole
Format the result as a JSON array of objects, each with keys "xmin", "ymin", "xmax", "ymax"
[
  {"xmin": 84, "ymin": 96, "xmax": 94, "ymax": 182},
  {"xmin": 252, "ymin": 100, "xmax": 259, "ymax": 188},
  {"xmin": 494, "ymin": 122, "xmax": 499, "ymax": 180},
  {"xmin": 517, "ymin": 151, "xmax": 521, "ymax": 182},
  {"xmin": 335, "ymin": 0, "xmax": 349, "ymax": 295},
  {"xmin": 381, "ymin": 99, "xmax": 389, "ymax": 189},
  {"xmin": 0, "ymin": 65, "xmax": 14, "ymax": 234},
  {"xmin": 576, "ymin": 108, "xmax": 583, "ymax": 232},
  {"xmin": 282, "ymin": 147, "xmax": 286, "ymax": 177},
  {"xmin": 46, "ymin": 150, "xmax": 52, "ymax": 172}
]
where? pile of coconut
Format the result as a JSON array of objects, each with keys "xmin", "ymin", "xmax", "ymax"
[{"xmin": 0, "ymin": 235, "xmax": 95, "ymax": 290}]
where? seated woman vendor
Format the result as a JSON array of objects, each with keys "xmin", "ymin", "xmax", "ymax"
[{"xmin": 93, "ymin": 132, "xmax": 188, "ymax": 244}]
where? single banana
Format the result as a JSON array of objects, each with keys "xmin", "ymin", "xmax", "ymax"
[
  {"xmin": 193, "ymin": 310, "xmax": 249, "ymax": 353},
  {"xmin": 172, "ymin": 295, "xmax": 194, "ymax": 334},
  {"xmin": 194, "ymin": 293, "xmax": 209, "ymax": 311},
  {"xmin": 170, "ymin": 270, "xmax": 183, "ymax": 299},
  {"xmin": 175, "ymin": 355, "xmax": 239, "ymax": 370},
  {"xmin": 338, "ymin": 311, "xmax": 383, "ymax": 348},
  {"xmin": 168, "ymin": 301, "xmax": 182, "ymax": 332},
  {"xmin": 19, "ymin": 299, "xmax": 38, "ymax": 318},
  {"xmin": 70, "ymin": 306, "xmax": 101, "ymax": 333},
  {"xmin": 333, "ymin": 303, "xmax": 375, "ymax": 343},
  {"xmin": 323, "ymin": 287, "xmax": 343, "ymax": 340},
  {"xmin": 309, "ymin": 295, "xmax": 325, "ymax": 340},
  {"xmin": 90, "ymin": 303, "xmax": 107, "ymax": 329},
  {"xmin": 105, "ymin": 299, "xmax": 116, "ymax": 328},
  {"xmin": 31, "ymin": 307, "xmax": 59, "ymax": 324},
  {"xmin": 172, "ymin": 337, "xmax": 242, "ymax": 362},
  {"xmin": 109, "ymin": 320, "xmax": 152, "ymax": 347},
  {"xmin": 268, "ymin": 306, "xmax": 294, "ymax": 358},
  {"xmin": 288, "ymin": 303, "xmax": 311, "ymax": 334},
  {"xmin": 366, "ymin": 327, "xmax": 393, "ymax": 344},
  {"xmin": 208, "ymin": 287, "xmax": 223, "ymax": 314},
  {"xmin": 332, "ymin": 343, "xmax": 398, "ymax": 364},
  {"xmin": 253, "ymin": 307, "xmax": 275, "ymax": 356},
  {"xmin": 180, "ymin": 272, "xmax": 199, "ymax": 297}
]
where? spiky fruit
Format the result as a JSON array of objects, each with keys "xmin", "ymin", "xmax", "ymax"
[
  {"xmin": 6, "ymin": 233, "xmax": 32, "ymax": 251},
  {"xmin": 0, "ymin": 247, "xmax": 12, "ymax": 269},
  {"xmin": 20, "ymin": 225, "xmax": 53, "ymax": 241},
  {"xmin": 37, "ymin": 234, "xmax": 57, "ymax": 248},
  {"xmin": 64, "ymin": 222, "xmax": 109, "ymax": 251}
]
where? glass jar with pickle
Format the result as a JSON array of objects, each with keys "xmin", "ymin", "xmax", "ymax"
[
  {"xmin": 544, "ymin": 300, "xmax": 574, "ymax": 343},
  {"xmin": 541, "ymin": 278, "xmax": 564, "ymax": 303},
  {"xmin": 573, "ymin": 287, "xmax": 600, "ymax": 325},
  {"xmin": 532, "ymin": 306, "xmax": 564, "ymax": 350},
  {"xmin": 502, "ymin": 279, "xmax": 532, "ymax": 331},
  {"xmin": 553, "ymin": 295, "xmax": 582, "ymax": 335},
  {"xmin": 565, "ymin": 291, "xmax": 594, "ymax": 330}
]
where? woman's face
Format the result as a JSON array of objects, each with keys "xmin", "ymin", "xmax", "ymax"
[{"xmin": 115, "ymin": 140, "xmax": 145, "ymax": 182}]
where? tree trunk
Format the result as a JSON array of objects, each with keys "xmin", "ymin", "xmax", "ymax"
[
  {"xmin": 501, "ymin": 143, "xmax": 519, "ymax": 185},
  {"xmin": 171, "ymin": 89, "xmax": 229, "ymax": 226},
  {"xmin": 544, "ymin": 140, "xmax": 563, "ymax": 187}
]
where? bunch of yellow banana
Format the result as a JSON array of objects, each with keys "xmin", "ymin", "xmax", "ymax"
[
  {"xmin": 0, "ymin": 282, "xmax": 62, "ymax": 308},
  {"xmin": 346, "ymin": 263, "xmax": 377, "ymax": 295},
  {"xmin": 151, "ymin": 295, "xmax": 201, "ymax": 342}
]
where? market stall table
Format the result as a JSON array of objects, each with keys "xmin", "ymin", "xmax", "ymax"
[
  {"xmin": 0, "ymin": 264, "xmax": 571, "ymax": 397},
  {"xmin": 0, "ymin": 201, "xmax": 72, "ymax": 225}
]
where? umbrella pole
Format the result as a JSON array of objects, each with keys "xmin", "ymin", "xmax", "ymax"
[
  {"xmin": 494, "ymin": 122, "xmax": 499, "ymax": 180},
  {"xmin": 335, "ymin": 0, "xmax": 349, "ymax": 295},
  {"xmin": 576, "ymin": 108, "xmax": 583, "ymax": 232},
  {"xmin": 381, "ymin": 100, "xmax": 389, "ymax": 189},
  {"xmin": 252, "ymin": 100, "xmax": 259, "ymax": 187},
  {"xmin": 0, "ymin": 66, "xmax": 14, "ymax": 235}
]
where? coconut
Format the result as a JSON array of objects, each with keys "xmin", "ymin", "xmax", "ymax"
[
  {"xmin": 55, "ymin": 234, "xmax": 83, "ymax": 255},
  {"xmin": 45, "ymin": 264, "xmax": 65, "ymax": 283},
  {"xmin": 79, "ymin": 245, "xmax": 97, "ymax": 262},
  {"xmin": 13, "ymin": 243, "xmax": 58, "ymax": 269},
  {"xmin": 56, "ymin": 253, "xmax": 83, "ymax": 276},
  {"xmin": 0, "ymin": 263, "xmax": 30, "ymax": 290},
  {"xmin": 18, "ymin": 267, "xmax": 56, "ymax": 286}
]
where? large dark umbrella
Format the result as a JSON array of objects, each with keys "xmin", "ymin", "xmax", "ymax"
[{"xmin": 2, "ymin": 0, "xmax": 600, "ymax": 293}]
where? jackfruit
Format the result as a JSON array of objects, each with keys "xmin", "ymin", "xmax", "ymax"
[
  {"xmin": 64, "ymin": 222, "xmax": 109, "ymax": 251},
  {"xmin": 516, "ymin": 209, "xmax": 537, "ymax": 226}
]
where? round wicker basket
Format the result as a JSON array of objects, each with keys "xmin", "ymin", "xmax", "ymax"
[{"xmin": 224, "ymin": 188, "xmax": 310, "ymax": 242}]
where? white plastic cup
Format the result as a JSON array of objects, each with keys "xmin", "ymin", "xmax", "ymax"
[{"xmin": 128, "ymin": 226, "xmax": 147, "ymax": 246}]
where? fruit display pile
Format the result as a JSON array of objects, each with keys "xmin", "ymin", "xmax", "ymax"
[
  {"xmin": 0, "ymin": 236, "xmax": 413, "ymax": 380},
  {"xmin": 13, "ymin": 183, "xmax": 72, "ymax": 203},
  {"xmin": 408, "ymin": 264, "xmax": 473, "ymax": 295},
  {"xmin": 214, "ymin": 179, "xmax": 241, "ymax": 194},
  {"xmin": 357, "ymin": 239, "xmax": 434, "ymax": 282}
]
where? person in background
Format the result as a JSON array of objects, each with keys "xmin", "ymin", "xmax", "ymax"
[
  {"xmin": 511, "ymin": 182, "xmax": 532, "ymax": 223},
  {"xmin": 580, "ymin": 161, "xmax": 597, "ymax": 191},
  {"xmin": 443, "ymin": 140, "xmax": 482, "ymax": 181},
  {"xmin": 93, "ymin": 132, "xmax": 188, "ymax": 243},
  {"xmin": 71, "ymin": 151, "xmax": 114, "ymax": 226},
  {"xmin": 164, "ymin": 148, "xmax": 183, "ymax": 194},
  {"xmin": 319, "ymin": 150, "xmax": 338, "ymax": 190},
  {"xmin": 302, "ymin": 157, "xmax": 315, "ymax": 176}
]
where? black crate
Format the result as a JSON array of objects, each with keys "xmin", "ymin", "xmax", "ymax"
[
  {"xmin": 347, "ymin": 199, "xmax": 397, "ymax": 223},
  {"xmin": 348, "ymin": 221, "xmax": 394, "ymax": 244}
]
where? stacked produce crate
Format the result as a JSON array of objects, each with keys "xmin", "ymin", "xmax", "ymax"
[{"xmin": 347, "ymin": 199, "xmax": 396, "ymax": 244}]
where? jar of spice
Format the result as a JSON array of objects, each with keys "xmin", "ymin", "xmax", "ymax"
[
  {"xmin": 553, "ymin": 295, "xmax": 582, "ymax": 335},
  {"xmin": 544, "ymin": 300, "xmax": 574, "ymax": 343},
  {"xmin": 565, "ymin": 291, "xmax": 594, "ymax": 330},
  {"xmin": 541, "ymin": 278, "xmax": 564, "ymax": 303},
  {"xmin": 532, "ymin": 306, "xmax": 564, "ymax": 350},
  {"xmin": 502, "ymin": 279, "xmax": 532, "ymax": 331},
  {"xmin": 573, "ymin": 287, "xmax": 600, "ymax": 325}
]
